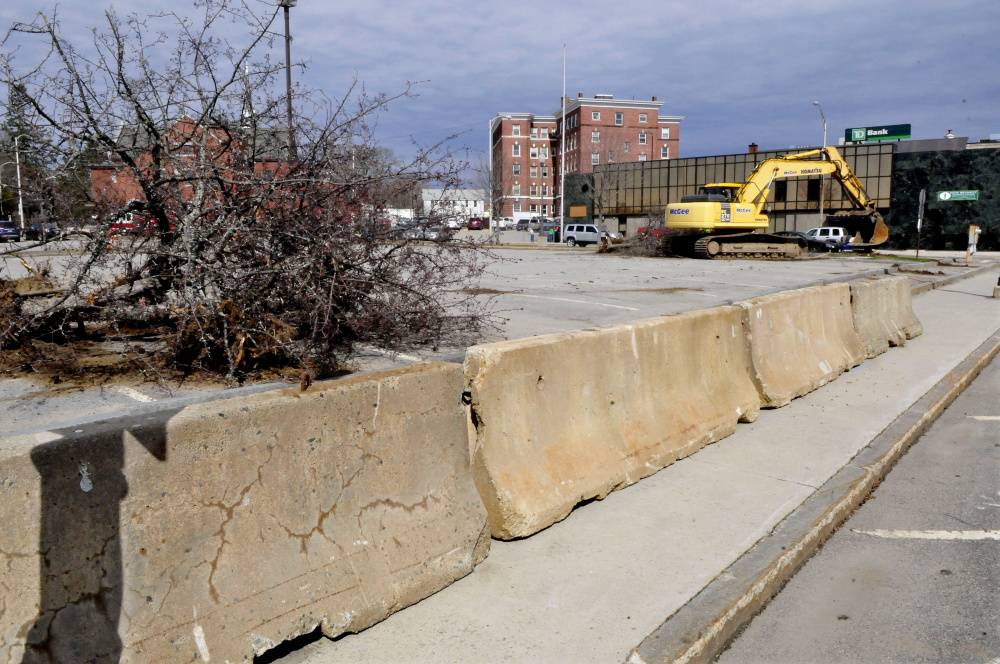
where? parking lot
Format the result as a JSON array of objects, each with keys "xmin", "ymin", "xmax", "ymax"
[{"xmin": 0, "ymin": 238, "xmax": 975, "ymax": 435}]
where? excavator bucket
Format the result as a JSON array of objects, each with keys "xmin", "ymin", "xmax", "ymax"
[{"xmin": 826, "ymin": 210, "xmax": 889, "ymax": 248}]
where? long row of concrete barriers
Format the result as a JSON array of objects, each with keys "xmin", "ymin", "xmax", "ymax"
[{"xmin": 0, "ymin": 275, "xmax": 922, "ymax": 662}]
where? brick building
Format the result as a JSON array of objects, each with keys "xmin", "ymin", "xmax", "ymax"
[{"xmin": 489, "ymin": 94, "xmax": 682, "ymax": 219}]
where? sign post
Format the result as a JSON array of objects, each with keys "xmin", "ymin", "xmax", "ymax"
[
  {"xmin": 967, "ymin": 225, "xmax": 981, "ymax": 263},
  {"xmin": 916, "ymin": 189, "xmax": 925, "ymax": 259}
]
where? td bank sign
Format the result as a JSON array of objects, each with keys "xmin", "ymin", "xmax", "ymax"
[{"xmin": 846, "ymin": 124, "xmax": 911, "ymax": 142}]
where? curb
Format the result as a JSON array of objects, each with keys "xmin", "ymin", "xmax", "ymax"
[
  {"xmin": 910, "ymin": 261, "xmax": 999, "ymax": 295},
  {"xmin": 626, "ymin": 329, "xmax": 1000, "ymax": 664}
]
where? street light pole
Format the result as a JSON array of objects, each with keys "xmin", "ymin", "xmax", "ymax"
[
  {"xmin": 13, "ymin": 134, "xmax": 29, "ymax": 233},
  {"xmin": 813, "ymin": 102, "xmax": 827, "ymax": 227},
  {"xmin": 278, "ymin": 0, "xmax": 297, "ymax": 162}
]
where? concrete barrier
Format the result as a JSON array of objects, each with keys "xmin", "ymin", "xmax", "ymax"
[
  {"xmin": 737, "ymin": 283, "xmax": 866, "ymax": 408},
  {"xmin": 850, "ymin": 275, "xmax": 924, "ymax": 358},
  {"xmin": 465, "ymin": 306, "xmax": 760, "ymax": 540},
  {"xmin": 0, "ymin": 362, "xmax": 489, "ymax": 663}
]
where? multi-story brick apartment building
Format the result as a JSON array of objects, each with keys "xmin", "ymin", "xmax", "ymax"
[{"xmin": 489, "ymin": 94, "xmax": 682, "ymax": 220}]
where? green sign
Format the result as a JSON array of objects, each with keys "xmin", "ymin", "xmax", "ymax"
[
  {"xmin": 937, "ymin": 190, "xmax": 979, "ymax": 201},
  {"xmin": 845, "ymin": 124, "xmax": 911, "ymax": 142}
]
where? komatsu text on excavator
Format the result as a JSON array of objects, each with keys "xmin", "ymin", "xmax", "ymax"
[{"xmin": 663, "ymin": 146, "xmax": 889, "ymax": 259}]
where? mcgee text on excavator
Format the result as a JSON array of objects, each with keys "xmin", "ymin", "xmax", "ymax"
[{"xmin": 662, "ymin": 146, "xmax": 889, "ymax": 259}]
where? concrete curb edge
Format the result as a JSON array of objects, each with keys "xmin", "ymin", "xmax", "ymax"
[
  {"xmin": 910, "ymin": 261, "xmax": 999, "ymax": 295},
  {"xmin": 627, "ymin": 328, "xmax": 1000, "ymax": 664}
]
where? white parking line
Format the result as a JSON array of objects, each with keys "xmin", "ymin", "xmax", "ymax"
[
  {"xmin": 968, "ymin": 415, "xmax": 1000, "ymax": 421},
  {"xmin": 515, "ymin": 294, "xmax": 639, "ymax": 311},
  {"xmin": 115, "ymin": 386, "xmax": 154, "ymax": 403},
  {"xmin": 852, "ymin": 529, "xmax": 1000, "ymax": 540}
]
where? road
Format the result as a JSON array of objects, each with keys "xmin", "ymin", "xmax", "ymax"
[{"xmin": 717, "ymin": 352, "xmax": 1000, "ymax": 664}]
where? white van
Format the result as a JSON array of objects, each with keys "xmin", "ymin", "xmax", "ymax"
[
  {"xmin": 805, "ymin": 226, "xmax": 850, "ymax": 250},
  {"xmin": 563, "ymin": 223, "xmax": 603, "ymax": 247}
]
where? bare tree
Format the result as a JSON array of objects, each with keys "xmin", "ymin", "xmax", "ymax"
[
  {"xmin": 0, "ymin": 1, "xmax": 497, "ymax": 384},
  {"xmin": 469, "ymin": 151, "xmax": 513, "ymax": 234}
]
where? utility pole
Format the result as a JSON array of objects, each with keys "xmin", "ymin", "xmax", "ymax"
[
  {"xmin": 278, "ymin": 0, "xmax": 297, "ymax": 161},
  {"xmin": 14, "ymin": 134, "xmax": 29, "ymax": 233}
]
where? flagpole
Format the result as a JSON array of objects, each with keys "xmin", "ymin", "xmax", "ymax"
[{"xmin": 559, "ymin": 44, "xmax": 566, "ymax": 242}]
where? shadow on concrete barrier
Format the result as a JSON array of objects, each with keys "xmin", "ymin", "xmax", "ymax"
[
  {"xmin": 736, "ymin": 283, "xmax": 866, "ymax": 409},
  {"xmin": 464, "ymin": 306, "xmax": 760, "ymax": 540},
  {"xmin": 1, "ymin": 362, "xmax": 488, "ymax": 663},
  {"xmin": 850, "ymin": 275, "xmax": 923, "ymax": 359}
]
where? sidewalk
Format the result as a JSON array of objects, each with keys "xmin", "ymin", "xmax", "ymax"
[{"xmin": 278, "ymin": 270, "xmax": 1000, "ymax": 664}]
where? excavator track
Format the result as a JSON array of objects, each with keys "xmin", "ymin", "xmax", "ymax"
[{"xmin": 693, "ymin": 233, "xmax": 806, "ymax": 259}]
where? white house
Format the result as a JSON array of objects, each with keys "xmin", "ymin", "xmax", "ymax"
[{"xmin": 420, "ymin": 189, "xmax": 486, "ymax": 223}]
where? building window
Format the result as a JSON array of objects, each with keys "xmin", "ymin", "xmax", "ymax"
[
  {"xmin": 542, "ymin": 166, "xmax": 548, "ymax": 177},
  {"xmin": 807, "ymin": 179, "xmax": 821, "ymax": 201},
  {"xmin": 624, "ymin": 141, "xmax": 630, "ymax": 153},
  {"xmin": 530, "ymin": 184, "xmax": 538, "ymax": 196},
  {"xmin": 541, "ymin": 147, "xmax": 549, "ymax": 159},
  {"xmin": 530, "ymin": 146, "xmax": 538, "ymax": 159},
  {"xmin": 638, "ymin": 154, "xmax": 647, "ymax": 162},
  {"xmin": 513, "ymin": 201, "xmax": 522, "ymax": 212},
  {"xmin": 512, "ymin": 125, "xmax": 521, "ymax": 136},
  {"xmin": 512, "ymin": 183, "xmax": 521, "ymax": 195},
  {"xmin": 592, "ymin": 130, "xmax": 600, "ymax": 143},
  {"xmin": 592, "ymin": 111, "xmax": 600, "ymax": 120},
  {"xmin": 615, "ymin": 113, "xmax": 623, "ymax": 126},
  {"xmin": 774, "ymin": 181, "xmax": 787, "ymax": 202},
  {"xmin": 530, "ymin": 204, "xmax": 538, "ymax": 212},
  {"xmin": 540, "ymin": 128, "xmax": 549, "ymax": 138},
  {"xmin": 530, "ymin": 127, "xmax": 538, "ymax": 138},
  {"xmin": 661, "ymin": 146, "xmax": 670, "ymax": 159},
  {"xmin": 512, "ymin": 164, "xmax": 520, "ymax": 175},
  {"xmin": 661, "ymin": 127, "xmax": 670, "ymax": 140},
  {"xmin": 591, "ymin": 152, "xmax": 600, "ymax": 165},
  {"xmin": 530, "ymin": 165, "xmax": 538, "ymax": 177},
  {"xmin": 639, "ymin": 113, "xmax": 647, "ymax": 123},
  {"xmin": 639, "ymin": 132, "xmax": 647, "ymax": 145},
  {"xmin": 608, "ymin": 150, "xmax": 614, "ymax": 162},
  {"xmin": 512, "ymin": 144, "xmax": 520, "ymax": 156}
]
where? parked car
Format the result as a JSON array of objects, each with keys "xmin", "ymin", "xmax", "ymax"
[
  {"xmin": 467, "ymin": 217, "xmax": 486, "ymax": 230},
  {"xmin": 0, "ymin": 220, "xmax": 20, "ymax": 242},
  {"xmin": 60, "ymin": 222, "xmax": 96, "ymax": 238},
  {"xmin": 804, "ymin": 226, "xmax": 849, "ymax": 251},
  {"xmin": 23, "ymin": 222, "xmax": 60, "ymax": 241},
  {"xmin": 527, "ymin": 216, "xmax": 550, "ymax": 231},
  {"xmin": 563, "ymin": 222, "xmax": 603, "ymax": 247},
  {"xmin": 110, "ymin": 210, "xmax": 175, "ymax": 235},
  {"xmin": 773, "ymin": 230, "xmax": 836, "ymax": 253},
  {"xmin": 514, "ymin": 219, "xmax": 530, "ymax": 231},
  {"xmin": 498, "ymin": 217, "xmax": 514, "ymax": 229},
  {"xmin": 423, "ymin": 226, "xmax": 450, "ymax": 242}
]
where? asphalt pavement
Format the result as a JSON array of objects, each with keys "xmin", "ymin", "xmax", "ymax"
[{"xmin": 717, "ymin": 347, "xmax": 1000, "ymax": 664}]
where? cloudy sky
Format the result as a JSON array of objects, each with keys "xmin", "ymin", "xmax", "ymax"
[{"xmin": 3, "ymin": 0, "xmax": 998, "ymax": 161}]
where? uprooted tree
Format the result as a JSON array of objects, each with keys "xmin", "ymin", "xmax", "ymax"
[{"xmin": 0, "ymin": 1, "xmax": 497, "ymax": 384}]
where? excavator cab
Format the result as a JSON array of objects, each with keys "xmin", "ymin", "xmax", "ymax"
[{"xmin": 699, "ymin": 185, "xmax": 740, "ymax": 202}]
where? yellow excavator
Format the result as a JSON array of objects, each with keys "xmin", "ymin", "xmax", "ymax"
[{"xmin": 663, "ymin": 146, "xmax": 889, "ymax": 259}]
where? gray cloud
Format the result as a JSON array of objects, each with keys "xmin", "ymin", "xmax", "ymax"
[{"xmin": 2, "ymin": 0, "xmax": 997, "ymax": 160}]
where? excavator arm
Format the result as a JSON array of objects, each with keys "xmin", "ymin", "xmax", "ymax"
[{"xmin": 729, "ymin": 146, "xmax": 887, "ymax": 246}]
